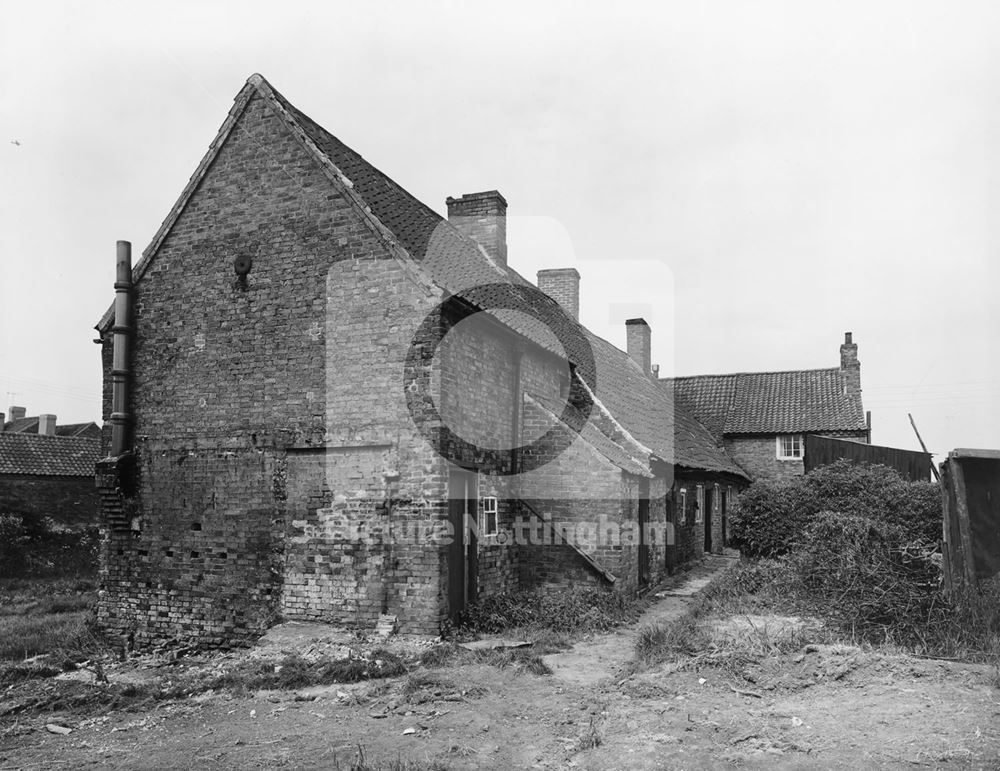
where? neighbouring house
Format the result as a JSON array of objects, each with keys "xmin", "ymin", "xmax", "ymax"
[
  {"xmin": 661, "ymin": 334, "xmax": 870, "ymax": 482},
  {"xmin": 3, "ymin": 406, "xmax": 101, "ymax": 439},
  {"xmin": 0, "ymin": 412, "xmax": 101, "ymax": 528},
  {"xmin": 93, "ymin": 73, "xmax": 747, "ymax": 648}
]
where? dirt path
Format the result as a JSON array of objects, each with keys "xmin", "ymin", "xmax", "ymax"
[
  {"xmin": 3, "ymin": 557, "xmax": 999, "ymax": 770},
  {"xmin": 542, "ymin": 555, "xmax": 736, "ymax": 686}
]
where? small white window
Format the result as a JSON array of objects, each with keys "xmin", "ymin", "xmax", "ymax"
[
  {"xmin": 678, "ymin": 488, "xmax": 688, "ymax": 525},
  {"xmin": 776, "ymin": 434, "xmax": 804, "ymax": 460},
  {"xmin": 695, "ymin": 485, "xmax": 705, "ymax": 524},
  {"xmin": 713, "ymin": 483, "xmax": 721, "ymax": 513},
  {"xmin": 481, "ymin": 496, "xmax": 499, "ymax": 537}
]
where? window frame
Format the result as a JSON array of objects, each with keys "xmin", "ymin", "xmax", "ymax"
[
  {"xmin": 776, "ymin": 434, "xmax": 804, "ymax": 461},
  {"xmin": 695, "ymin": 484, "xmax": 705, "ymax": 524},
  {"xmin": 481, "ymin": 496, "xmax": 499, "ymax": 538},
  {"xmin": 678, "ymin": 487, "xmax": 688, "ymax": 525}
]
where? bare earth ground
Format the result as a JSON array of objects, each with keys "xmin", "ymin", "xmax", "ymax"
[{"xmin": 3, "ymin": 558, "xmax": 999, "ymax": 770}]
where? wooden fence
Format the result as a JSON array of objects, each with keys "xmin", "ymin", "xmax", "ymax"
[{"xmin": 803, "ymin": 434, "xmax": 933, "ymax": 482}]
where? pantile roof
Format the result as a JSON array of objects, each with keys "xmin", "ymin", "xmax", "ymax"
[
  {"xmin": 664, "ymin": 368, "xmax": 867, "ymax": 436},
  {"xmin": 0, "ymin": 434, "xmax": 100, "ymax": 476}
]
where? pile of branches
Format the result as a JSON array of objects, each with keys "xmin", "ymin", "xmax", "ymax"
[{"xmin": 789, "ymin": 512, "xmax": 942, "ymax": 644}]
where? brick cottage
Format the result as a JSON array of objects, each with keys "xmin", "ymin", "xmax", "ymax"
[{"xmin": 93, "ymin": 74, "xmax": 753, "ymax": 648}]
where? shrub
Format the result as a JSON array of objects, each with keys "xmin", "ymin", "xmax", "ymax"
[
  {"xmin": 0, "ymin": 515, "xmax": 30, "ymax": 576},
  {"xmin": 0, "ymin": 515, "xmax": 98, "ymax": 579},
  {"xmin": 729, "ymin": 460, "xmax": 942, "ymax": 558},
  {"xmin": 805, "ymin": 460, "xmax": 941, "ymax": 543},
  {"xmin": 788, "ymin": 511, "xmax": 940, "ymax": 643},
  {"xmin": 727, "ymin": 480, "xmax": 819, "ymax": 558}
]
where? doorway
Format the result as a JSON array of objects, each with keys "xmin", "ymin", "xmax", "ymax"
[
  {"xmin": 447, "ymin": 468, "xmax": 478, "ymax": 621},
  {"xmin": 638, "ymin": 479, "xmax": 650, "ymax": 587},
  {"xmin": 704, "ymin": 484, "xmax": 714, "ymax": 553}
]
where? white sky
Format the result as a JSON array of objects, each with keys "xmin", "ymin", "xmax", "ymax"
[{"xmin": 1, "ymin": 1, "xmax": 997, "ymax": 461}]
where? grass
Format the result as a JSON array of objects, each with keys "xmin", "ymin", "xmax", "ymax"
[
  {"xmin": 329, "ymin": 747, "xmax": 451, "ymax": 770},
  {"xmin": 451, "ymin": 586, "xmax": 644, "ymax": 637},
  {"xmin": 0, "ymin": 649, "xmax": 415, "ymax": 719},
  {"xmin": 0, "ymin": 577, "xmax": 99, "ymax": 662},
  {"xmin": 634, "ymin": 558, "xmax": 1000, "ymax": 675},
  {"xmin": 210, "ymin": 651, "xmax": 408, "ymax": 693}
]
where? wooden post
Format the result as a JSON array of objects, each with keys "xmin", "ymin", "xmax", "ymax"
[
  {"xmin": 950, "ymin": 459, "xmax": 977, "ymax": 589},
  {"xmin": 940, "ymin": 461, "xmax": 956, "ymax": 595},
  {"xmin": 908, "ymin": 413, "xmax": 940, "ymax": 482}
]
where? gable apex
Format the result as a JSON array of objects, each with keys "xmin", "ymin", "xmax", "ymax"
[{"xmin": 96, "ymin": 73, "xmax": 428, "ymax": 333}]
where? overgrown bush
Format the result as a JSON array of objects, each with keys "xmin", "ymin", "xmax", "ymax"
[
  {"xmin": 726, "ymin": 480, "xmax": 819, "ymax": 558},
  {"xmin": 0, "ymin": 515, "xmax": 98, "ymax": 578},
  {"xmin": 0, "ymin": 515, "xmax": 30, "ymax": 575},
  {"xmin": 789, "ymin": 511, "xmax": 941, "ymax": 643},
  {"xmin": 729, "ymin": 460, "xmax": 942, "ymax": 558}
]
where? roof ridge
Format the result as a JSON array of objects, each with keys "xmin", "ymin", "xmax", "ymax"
[{"xmin": 664, "ymin": 366, "xmax": 840, "ymax": 381}]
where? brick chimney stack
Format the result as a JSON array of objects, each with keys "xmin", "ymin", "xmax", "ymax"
[
  {"xmin": 840, "ymin": 332, "xmax": 861, "ymax": 395},
  {"xmin": 446, "ymin": 191, "xmax": 507, "ymax": 268},
  {"xmin": 8, "ymin": 406, "xmax": 25, "ymax": 422},
  {"xmin": 626, "ymin": 318, "xmax": 652, "ymax": 376},
  {"xmin": 38, "ymin": 414, "xmax": 57, "ymax": 436},
  {"xmin": 537, "ymin": 268, "xmax": 580, "ymax": 321}
]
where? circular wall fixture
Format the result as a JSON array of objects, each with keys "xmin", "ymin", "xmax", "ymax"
[{"xmin": 233, "ymin": 255, "xmax": 253, "ymax": 276}]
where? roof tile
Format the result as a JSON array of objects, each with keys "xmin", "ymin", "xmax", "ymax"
[
  {"xmin": 0, "ymin": 434, "xmax": 101, "ymax": 476},
  {"xmin": 664, "ymin": 368, "xmax": 867, "ymax": 436}
]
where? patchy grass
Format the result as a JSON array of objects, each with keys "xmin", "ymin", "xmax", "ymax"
[
  {"xmin": 571, "ymin": 716, "xmax": 603, "ymax": 753},
  {"xmin": 453, "ymin": 586, "xmax": 644, "ymax": 637},
  {"xmin": 635, "ymin": 557, "xmax": 1000, "ymax": 674},
  {"xmin": 329, "ymin": 747, "xmax": 451, "ymax": 770},
  {"xmin": 209, "ymin": 650, "xmax": 408, "ymax": 694},
  {"xmin": 418, "ymin": 641, "xmax": 553, "ymax": 676},
  {"xmin": 0, "ymin": 577, "xmax": 99, "ymax": 662},
  {"xmin": 1, "ymin": 649, "xmax": 413, "ymax": 719}
]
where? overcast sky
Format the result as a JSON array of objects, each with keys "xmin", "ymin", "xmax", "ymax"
[{"xmin": 1, "ymin": 1, "xmax": 997, "ymax": 461}]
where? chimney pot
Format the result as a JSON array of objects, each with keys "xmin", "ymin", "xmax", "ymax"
[
  {"xmin": 845, "ymin": 331, "xmax": 852, "ymax": 344},
  {"xmin": 626, "ymin": 318, "xmax": 652, "ymax": 376},
  {"xmin": 38, "ymin": 414, "xmax": 56, "ymax": 436},
  {"xmin": 537, "ymin": 268, "xmax": 581, "ymax": 321},
  {"xmin": 446, "ymin": 190, "xmax": 507, "ymax": 268}
]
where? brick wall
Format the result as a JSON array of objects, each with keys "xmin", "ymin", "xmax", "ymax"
[
  {"xmin": 0, "ymin": 474, "xmax": 99, "ymax": 529},
  {"xmin": 725, "ymin": 432, "xmax": 868, "ymax": 482},
  {"xmin": 98, "ymin": 91, "xmax": 449, "ymax": 643}
]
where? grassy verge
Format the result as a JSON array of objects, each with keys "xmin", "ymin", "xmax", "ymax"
[
  {"xmin": 634, "ymin": 557, "xmax": 1000, "ymax": 673},
  {"xmin": 0, "ymin": 577, "xmax": 99, "ymax": 662}
]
